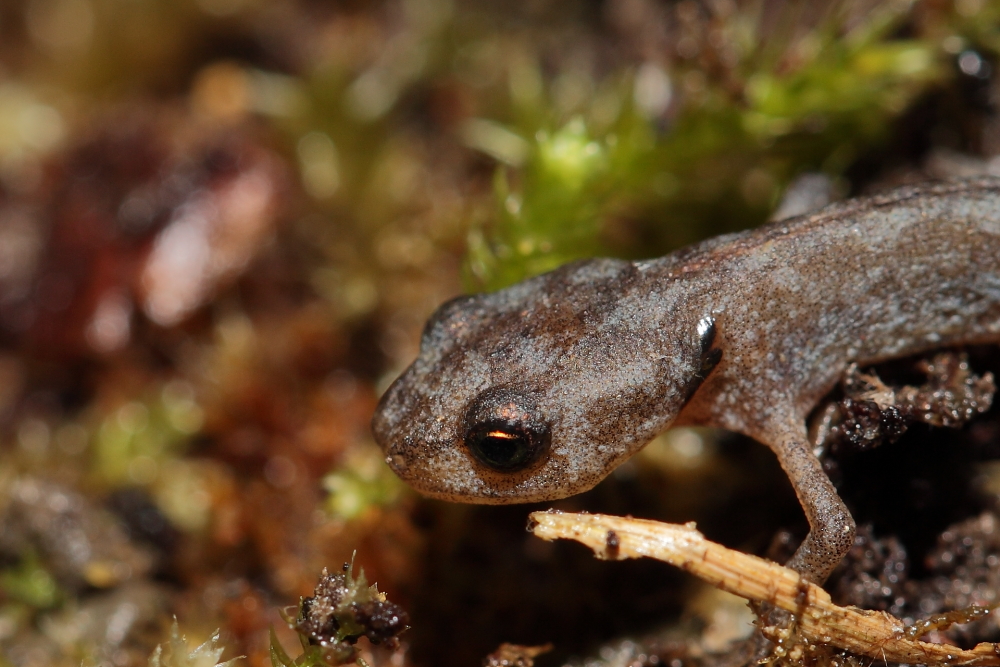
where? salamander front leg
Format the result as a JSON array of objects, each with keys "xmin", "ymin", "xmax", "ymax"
[{"xmin": 772, "ymin": 428, "xmax": 856, "ymax": 585}]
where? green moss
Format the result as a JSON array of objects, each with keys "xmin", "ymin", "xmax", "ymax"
[
  {"xmin": 323, "ymin": 446, "xmax": 404, "ymax": 520},
  {"xmin": 148, "ymin": 621, "xmax": 240, "ymax": 667},
  {"xmin": 92, "ymin": 381, "xmax": 204, "ymax": 488},
  {"xmin": 0, "ymin": 551, "xmax": 60, "ymax": 610},
  {"xmin": 464, "ymin": 4, "xmax": 955, "ymax": 291}
]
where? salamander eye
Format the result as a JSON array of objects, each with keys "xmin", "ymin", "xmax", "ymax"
[
  {"xmin": 463, "ymin": 388, "xmax": 550, "ymax": 473},
  {"xmin": 466, "ymin": 421, "xmax": 546, "ymax": 471}
]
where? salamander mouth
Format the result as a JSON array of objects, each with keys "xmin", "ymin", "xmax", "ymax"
[
  {"xmin": 380, "ymin": 436, "xmax": 591, "ymax": 505},
  {"xmin": 402, "ymin": 481, "xmax": 569, "ymax": 505}
]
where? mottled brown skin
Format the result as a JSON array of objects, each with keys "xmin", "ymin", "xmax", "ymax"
[{"xmin": 372, "ymin": 177, "xmax": 1000, "ymax": 584}]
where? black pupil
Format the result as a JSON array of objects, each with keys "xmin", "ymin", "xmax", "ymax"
[{"xmin": 467, "ymin": 422, "xmax": 535, "ymax": 471}]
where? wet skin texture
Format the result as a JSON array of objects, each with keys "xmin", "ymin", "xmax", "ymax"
[{"xmin": 372, "ymin": 177, "xmax": 1000, "ymax": 584}]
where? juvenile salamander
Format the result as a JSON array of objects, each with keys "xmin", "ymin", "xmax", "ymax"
[{"xmin": 371, "ymin": 177, "xmax": 1000, "ymax": 584}]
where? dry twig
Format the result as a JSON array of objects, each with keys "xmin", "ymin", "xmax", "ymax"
[{"xmin": 528, "ymin": 511, "xmax": 1000, "ymax": 666}]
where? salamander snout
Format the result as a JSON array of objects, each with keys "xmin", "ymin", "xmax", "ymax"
[{"xmin": 372, "ymin": 373, "xmax": 566, "ymax": 504}]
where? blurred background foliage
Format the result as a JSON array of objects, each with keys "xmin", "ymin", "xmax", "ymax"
[{"xmin": 0, "ymin": 0, "xmax": 997, "ymax": 666}]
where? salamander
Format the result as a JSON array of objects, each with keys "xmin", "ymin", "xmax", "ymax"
[{"xmin": 371, "ymin": 177, "xmax": 1000, "ymax": 584}]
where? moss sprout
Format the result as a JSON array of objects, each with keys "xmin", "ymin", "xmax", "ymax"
[
  {"xmin": 322, "ymin": 446, "xmax": 404, "ymax": 520},
  {"xmin": 148, "ymin": 621, "xmax": 240, "ymax": 667},
  {"xmin": 271, "ymin": 557, "xmax": 408, "ymax": 667}
]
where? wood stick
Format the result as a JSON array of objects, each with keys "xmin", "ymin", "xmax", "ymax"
[{"xmin": 528, "ymin": 510, "xmax": 1000, "ymax": 666}]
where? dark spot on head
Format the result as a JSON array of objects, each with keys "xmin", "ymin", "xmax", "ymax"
[
  {"xmin": 682, "ymin": 317, "xmax": 723, "ymax": 404},
  {"xmin": 697, "ymin": 316, "xmax": 717, "ymax": 354},
  {"xmin": 700, "ymin": 347, "xmax": 722, "ymax": 378},
  {"xmin": 696, "ymin": 316, "xmax": 723, "ymax": 377}
]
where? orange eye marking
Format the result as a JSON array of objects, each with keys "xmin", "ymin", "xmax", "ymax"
[{"xmin": 486, "ymin": 430, "xmax": 517, "ymax": 440}]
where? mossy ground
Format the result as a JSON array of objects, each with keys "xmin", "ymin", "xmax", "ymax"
[{"xmin": 0, "ymin": 1, "xmax": 997, "ymax": 666}]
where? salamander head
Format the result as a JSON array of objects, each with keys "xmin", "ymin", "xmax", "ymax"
[{"xmin": 371, "ymin": 258, "xmax": 705, "ymax": 504}]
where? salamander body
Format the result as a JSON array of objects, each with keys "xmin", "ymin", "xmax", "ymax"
[{"xmin": 372, "ymin": 177, "xmax": 1000, "ymax": 583}]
